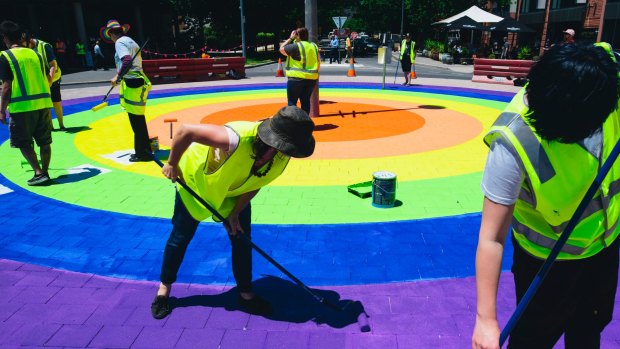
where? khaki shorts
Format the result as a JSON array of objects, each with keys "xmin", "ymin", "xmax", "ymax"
[{"xmin": 9, "ymin": 108, "xmax": 53, "ymax": 148}]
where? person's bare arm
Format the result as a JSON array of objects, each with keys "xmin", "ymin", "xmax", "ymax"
[
  {"xmin": 226, "ymin": 189, "xmax": 259, "ymax": 236},
  {"xmin": 162, "ymin": 124, "xmax": 230, "ymax": 182},
  {"xmin": 472, "ymin": 197, "xmax": 514, "ymax": 349},
  {"xmin": 48, "ymin": 60, "xmax": 57, "ymax": 85},
  {"xmin": 0, "ymin": 80, "xmax": 12, "ymax": 124},
  {"xmin": 279, "ymin": 30, "xmax": 297, "ymax": 56}
]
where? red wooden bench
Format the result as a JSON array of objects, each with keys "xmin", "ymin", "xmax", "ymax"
[
  {"xmin": 472, "ymin": 58, "xmax": 534, "ymax": 85},
  {"xmin": 143, "ymin": 57, "xmax": 246, "ymax": 85}
]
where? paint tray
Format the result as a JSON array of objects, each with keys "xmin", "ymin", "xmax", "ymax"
[{"xmin": 347, "ymin": 181, "xmax": 372, "ymax": 199}]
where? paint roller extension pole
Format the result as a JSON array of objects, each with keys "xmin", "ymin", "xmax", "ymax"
[
  {"xmin": 150, "ymin": 155, "xmax": 343, "ymax": 311},
  {"xmin": 500, "ymin": 137, "xmax": 620, "ymax": 346},
  {"xmin": 91, "ymin": 37, "xmax": 150, "ymax": 112}
]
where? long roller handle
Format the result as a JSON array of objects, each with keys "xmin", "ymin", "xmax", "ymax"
[{"xmin": 151, "ymin": 155, "xmax": 343, "ymax": 310}]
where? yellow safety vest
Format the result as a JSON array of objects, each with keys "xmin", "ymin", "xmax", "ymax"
[
  {"xmin": 178, "ymin": 121, "xmax": 291, "ymax": 221},
  {"xmin": 0, "ymin": 47, "xmax": 52, "ymax": 113},
  {"xmin": 285, "ymin": 41, "xmax": 319, "ymax": 80},
  {"xmin": 484, "ymin": 88, "xmax": 620, "ymax": 260},
  {"xmin": 400, "ymin": 39, "xmax": 415, "ymax": 63},
  {"xmin": 34, "ymin": 40, "xmax": 61, "ymax": 83},
  {"xmin": 119, "ymin": 71, "xmax": 151, "ymax": 115}
]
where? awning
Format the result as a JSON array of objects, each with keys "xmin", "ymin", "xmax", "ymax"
[
  {"xmin": 442, "ymin": 16, "xmax": 485, "ymax": 30},
  {"xmin": 485, "ymin": 16, "xmax": 535, "ymax": 33},
  {"xmin": 432, "ymin": 6, "xmax": 504, "ymax": 25}
]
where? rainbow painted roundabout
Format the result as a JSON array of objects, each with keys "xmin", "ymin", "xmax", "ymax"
[
  {"xmin": 0, "ymin": 82, "xmax": 554, "ymax": 347},
  {"xmin": 0, "ymin": 82, "xmax": 517, "ymax": 282}
]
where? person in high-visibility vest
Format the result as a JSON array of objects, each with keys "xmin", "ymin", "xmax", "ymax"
[
  {"xmin": 345, "ymin": 35, "xmax": 352, "ymax": 63},
  {"xmin": 279, "ymin": 27, "xmax": 320, "ymax": 115},
  {"xmin": 54, "ymin": 38, "xmax": 66, "ymax": 67},
  {"xmin": 27, "ymin": 35, "xmax": 65, "ymax": 130},
  {"xmin": 75, "ymin": 41, "xmax": 86, "ymax": 67},
  {"xmin": 100, "ymin": 19, "xmax": 152, "ymax": 162},
  {"xmin": 399, "ymin": 33, "xmax": 415, "ymax": 86},
  {"xmin": 472, "ymin": 43, "xmax": 620, "ymax": 349},
  {"xmin": 150, "ymin": 106, "xmax": 315, "ymax": 319},
  {"xmin": 0, "ymin": 21, "xmax": 54, "ymax": 186}
]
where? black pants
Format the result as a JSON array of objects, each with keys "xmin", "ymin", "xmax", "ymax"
[
  {"xmin": 127, "ymin": 113, "xmax": 151, "ymax": 157},
  {"xmin": 508, "ymin": 235, "xmax": 619, "ymax": 349},
  {"xmin": 160, "ymin": 192, "xmax": 253, "ymax": 293},
  {"xmin": 287, "ymin": 78, "xmax": 317, "ymax": 115},
  {"xmin": 330, "ymin": 48, "xmax": 340, "ymax": 64}
]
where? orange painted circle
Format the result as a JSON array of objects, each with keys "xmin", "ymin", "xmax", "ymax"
[
  {"xmin": 147, "ymin": 97, "xmax": 483, "ymax": 159},
  {"xmin": 201, "ymin": 103, "xmax": 425, "ymax": 142}
]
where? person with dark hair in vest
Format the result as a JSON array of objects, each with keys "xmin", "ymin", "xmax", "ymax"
[
  {"xmin": 100, "ymin": 19, "xmax": 152, "ymax": 162},
  {"xmin": 279, "ymin": 27, "xmax": 320, "ymax": 115},
  {"xmin": 27, "ymin": 35, "xmax": 65, "ymax": 130},
  {"xmin": 150, "ymin": 106, "xmax": 315, "ymax": 319},
  {"xmin": 399, "ymin": 33, "xmax": 415, "ymax": 86},
  {"xmin": 472, "ymin": 43, "xmax": 620, "ymax": 349},
  {"xmin": 0, "ymin": 21, "xmax": 54, "ymax": 185}
]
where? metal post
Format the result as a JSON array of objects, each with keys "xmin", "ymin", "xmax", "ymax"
[
  {"xmin": 240, "ymin": 0, "xmax": 247, "ymax": 59},
  {"xmin": 400, "ymin": 0, "xmax": 405, "ymax": 37},
  {"xmin": 305, "ymin": 0, "xmax": 320, "ymax": 117}
]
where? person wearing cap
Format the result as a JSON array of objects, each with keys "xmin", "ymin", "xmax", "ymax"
[
  {"xmin": 27, "ymin": 34, "xmax": 65, "ymax": 131},
  {"xmin": 100, "ymin": 19, "xmax": 152, "ymax": 162},
  {"xmin": 472, "ymin": 43, "xmax": 620, "ymax": 348},
  {"xmin": 399, "ymin": 33, "xmax": 415, "ymax": 86},
  {"xmin": 562, "ymin": 29, "xmax": 576, "ymax": 45},
  {"xmin": 0, "ymin": 21, "xmax": 54, "ymax": 186},
  {"xmin": 279, "ymin": 27, "xmax": 320, "ymax": 115},
  {"xmin": 151, "ymin": 106, "xmax": 316, "ymax": 319}
]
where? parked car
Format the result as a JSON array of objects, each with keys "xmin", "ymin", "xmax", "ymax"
[
  {"xmin": 365, "ymin": 38, "xmax": 381, "ymax": 54},
  {"xmin": 352, "ymin": 38, "xmax": 368, "ymax": 57}
]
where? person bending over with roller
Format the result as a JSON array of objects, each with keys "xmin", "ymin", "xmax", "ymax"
[
  {"xmin": 151, "ymin": 106, "xmax": 315, "ymax": 319},
  {"xmin": 473, "ymin": 42, "xmax": 620, "ymax": 349}
]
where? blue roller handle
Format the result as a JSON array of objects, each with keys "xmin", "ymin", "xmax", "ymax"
[
  {"xmin": 500, "ymin": 137, "xmax": 620, "ymax": 346},
  {"xmin": 151, "ymin": 155, "xmax": 343, "ymax": 311}
]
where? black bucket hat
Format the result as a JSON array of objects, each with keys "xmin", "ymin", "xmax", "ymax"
[{"xmin": 258, "ymin": 106, "xmax": 315, "ymax": 158}]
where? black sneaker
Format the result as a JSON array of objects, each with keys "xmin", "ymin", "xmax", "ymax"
[
  {"xmin": 238, "ymin": 295, "xmax": 272, "ymax": 315},
  {"xmin": 129, "ymin": 154, "xmax": 152, "ymax": 162},
  {"xmin": 151, "ymin": 295, "xmax": 171, "ymax": 319},
  {"xmin": 27, "ymin": 172, "xmax": 51, "ymax": 186}
]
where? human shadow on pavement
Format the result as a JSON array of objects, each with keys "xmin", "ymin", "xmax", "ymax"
[
  {"xmin": 170, "ymin": 275, "xmax": 367, "ymax": 329},
  {"xmin": 53, "ymin": 167, "xmax": 103, "ymax": 184}
]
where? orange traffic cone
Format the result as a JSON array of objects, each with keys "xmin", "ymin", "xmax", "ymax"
[
  {"xmin": 275, "ymin": 58, "xmax": 285, "ymax": 77},
  {"xmin": 347, "ymin": 61, "xmax": 356, "ymax": 77}
]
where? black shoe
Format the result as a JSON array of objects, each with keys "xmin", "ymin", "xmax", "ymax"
[
  {"xmin": 27, "ymin": 172, "xmax": 51, "ymax": 186},
  {"xmin": 129, "ymin": 154, "xmax": 152, "ymax": 162},
  {"xmin": 238, "ymin": 295, "xmax": 272, "ymax": 315},
  {"xmin": 402, "ymin": 82, "xmax": 408, "ymax": 86},
  {"xmin": 151, "ymin": 295, "xmax": 171, "ymax": 319}
]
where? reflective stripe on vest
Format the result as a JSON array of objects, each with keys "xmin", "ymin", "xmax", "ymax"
[
  {"xmin": 177, "ymin": 121, "xmax": 291, "ymax": 221},
  {"xmin": 483, "ymin": 88, "xmax": 620, "ymax": 259},
  {"xmin": 35, "ymin": 40, "xmax": 61, "ymax": 82},
  {"xmin": 55, "ymin": 42, "xmax": 66, "ymax": 53},
  {"xmin": 285, "ymin": 41, "xmax": 319, "ymax": 79},
  {"xmin": 0, "ymin": 48, "xmax": 52, "ymax": 112},
  {"xmin": 400, "ymin": 39, "xmax": 415, "ymax": 62},
  {"xmin": 118, "ymin": 72, "xmax": 151, "ymax": 115}
]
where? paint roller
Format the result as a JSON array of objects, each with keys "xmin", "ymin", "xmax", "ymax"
[{"xmin": 92, "ymin": 38, "xmax": 150, "ymax": 112}]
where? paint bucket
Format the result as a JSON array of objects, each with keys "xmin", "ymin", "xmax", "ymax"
[
  {"xmin": 372, "ymin": 171, "xmax": 397, "ymax": 208},
  {"xmin": 150, "ymin": 136, "xmax": 159, "ymax": 152}
]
